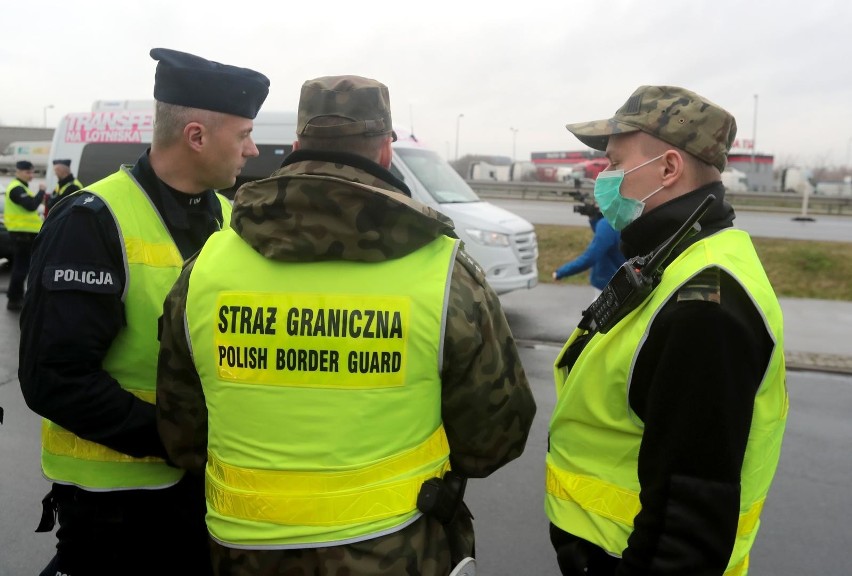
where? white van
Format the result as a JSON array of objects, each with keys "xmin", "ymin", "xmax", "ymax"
[
  {"xmin": 46, "ymin": 103, "xmax": 538, "ymax": 295},
  {"xmin": 0, "ymin": 140, "xmax": 52, "ymax": 173}
]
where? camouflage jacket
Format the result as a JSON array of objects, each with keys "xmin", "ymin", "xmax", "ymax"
[{"xmin": 156, "ymin": 151, "xmax": 536, "ymax": 494}]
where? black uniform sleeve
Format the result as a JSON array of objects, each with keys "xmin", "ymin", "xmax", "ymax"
[
  {"xmin": 18, "ymin": 196, "xmax": 169, "ymax": 459},
  {"xmin": 9, "ymin": 184, "xmax": 45, "ymax": 211},
  {"xmin": 617, "ymin": 271, "xmax": 772, "ymax": 575}
]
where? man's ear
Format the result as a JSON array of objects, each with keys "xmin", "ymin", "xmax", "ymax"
[
  {"xmin": 185, "ymin": 122, "xmax": 205, "ymax": 152},
  {"xmin": 661, "ymin": 149, "xmax": 685, "ymax": 186},
  {"xmin": 378, "ymin": 137, "xmax": 393, "ymax": 169}
]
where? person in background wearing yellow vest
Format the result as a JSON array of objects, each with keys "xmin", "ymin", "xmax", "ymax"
[
  {"xmin": 45, "ymin": 158, "xmax": 83, "ymax": 218},
  {"xmin": 5, "ymin": 159, "xmax": 46, "ymax": 311},
  {"xmin": 545, "ymin": 86, "xmax": 788, "ymax": 576},
  {"xmin": 18, "ymin": 48, "xmax": 269, "ymax": 576},
  {"xmin": 156, "ymin": 75, "xmax": 537, "ymax": 576}
]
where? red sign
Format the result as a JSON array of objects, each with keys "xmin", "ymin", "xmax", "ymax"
[{"xmin": 63, "ymin": 111, "xmax": 155, "ymax": 143}]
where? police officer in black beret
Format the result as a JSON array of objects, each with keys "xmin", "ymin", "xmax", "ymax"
[
  {"xmin": 45, "ymin": 158, "xmax": 83, "ymax": 217},
  {"xmin": 5, "ymin": 160, "xmax": 46, "ymax": 310},
  {"xmin": 18, "ymin": 48, "xmax": 269, "ymax": 576}
]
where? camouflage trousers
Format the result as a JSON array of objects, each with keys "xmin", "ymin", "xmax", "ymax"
[{"xmin": 211, "ymin": 513, "xmax": 474, "ymax": 576}]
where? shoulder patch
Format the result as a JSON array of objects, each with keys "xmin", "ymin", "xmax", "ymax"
[
  {"xmin": 69, "ymin": 193, "xmax": 108, "ymax": 214},
  {"xmin": 43, "ymin": 264, "xmax": 121, "ymax": 294},
  {"xmin": 456, "ymin": 245, "xmax": 486, "ymax": 282},
  {"xmin": 677, "ymin": 267, "xmax": 721, "ymax": 304}
]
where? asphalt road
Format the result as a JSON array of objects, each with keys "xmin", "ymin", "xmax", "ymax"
[{"xmin": 1, "ymin": 276, "xmax": 850, "ymax": 574}]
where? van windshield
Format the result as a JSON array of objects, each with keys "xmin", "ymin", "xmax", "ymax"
[{"xmin": 394, "ymin": 147, "xmax": 480, "ymax": 204}]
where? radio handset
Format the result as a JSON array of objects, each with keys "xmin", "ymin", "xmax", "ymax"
[{"xmin": 578, "ymin": 194, "xmax": 715, "ymax": 334}]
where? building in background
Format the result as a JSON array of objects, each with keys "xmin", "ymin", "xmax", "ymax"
[
  {"xmin": 0, "ymin": 127, "xmax": 54, "ymax": 152},
  {"xmin": 0, "ymin": 127, "xmax": 55, "ymax": 174},
  {"xmin": 728, "ymin": 153, "xmax": 775, "ymax": 191},
  {"xmin": 530, "ymin": 150, "xmax": 607, "ymax": 183},
  {"xmin": 726, "ymin": 137, "xmax": 775, "ymax": 191}
]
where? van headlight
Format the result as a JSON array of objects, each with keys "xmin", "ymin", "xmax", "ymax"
[{"xmin": 465, "ymin": 228, "xmax": 510, "ymax": 247}]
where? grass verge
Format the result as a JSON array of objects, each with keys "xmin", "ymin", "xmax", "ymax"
[{"xmin": 536, "ymin": 224, "xmax": 852, "ymax": 301}]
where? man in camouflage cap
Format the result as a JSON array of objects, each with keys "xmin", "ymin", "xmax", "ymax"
[
  {"xmin": 565, "ymin": 85, "xmax": 736, "ymax": 172},
  {"xmin": 545, "ymin": 85, "xmax": 788, "ymax": 575},
  {"xmin": 156, "ymin": 74, "xmax": 536, "ymax": 576},
  {"xmin": 297, "ymin": 75, "xmax": 397, "ymax": 141}
]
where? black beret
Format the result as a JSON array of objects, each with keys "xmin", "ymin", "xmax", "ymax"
[
  {"xmin": 16, "ymin": 160, "xmax": 34, "ymax": 170},
  {"xmin": 52, "ymin": 159, "xmax": 72, "ymax": 167},
  {"xmin": 150, "ymin": 48, "xmax": 270, "ymax": 119}
]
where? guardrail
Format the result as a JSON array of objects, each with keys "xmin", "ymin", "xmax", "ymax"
[{"xmin": 466, "ymin": 180, "xmax": 852, "ymax": 216}]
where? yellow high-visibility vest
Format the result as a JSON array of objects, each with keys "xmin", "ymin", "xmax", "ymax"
[
  {"xmin": 54, "ymin": 177, "xmax": 83, "ymax": 198},
  {"xmin": 186, "ymin": 226, "xmax": 458, "ymax": 548},
  {"xmin": 546, "ymin": 229, "xmax": 788, "ymax": 576},
  {"xmin": 41, "ymin": 166, "xmax": 232, "ymax": 490},
  {"xmin": 4, "ymin": 178, "xmax": 42, "ymax": 232}
]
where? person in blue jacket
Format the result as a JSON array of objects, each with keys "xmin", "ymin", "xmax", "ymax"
[{"xmin": 552, "ymin": 202, "xmax": 625, "ymax": 293}]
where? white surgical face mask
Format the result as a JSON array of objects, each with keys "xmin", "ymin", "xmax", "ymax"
[{"xmin": 593, "ymin": 154, "xmax": 665, "ymax": 230}]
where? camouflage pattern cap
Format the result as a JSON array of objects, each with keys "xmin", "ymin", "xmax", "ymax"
[
  {"xmin": 565, "ymin": 85, "xmax": 737, "ymax": 171},
  {"xmin": 298, "ymin": 75, "xmax": 397, "ymax": 141}
]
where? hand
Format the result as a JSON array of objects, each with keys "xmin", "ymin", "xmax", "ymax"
[
  {"xmin": 38, "ymin": 184, "xmax": 46, "ymax": 192},
  {"xmin": 552, "ymin": 271, "xmax": 558, "ymax": 281}
]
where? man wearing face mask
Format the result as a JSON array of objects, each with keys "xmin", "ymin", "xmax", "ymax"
[{"xmin": 544, "ymin": 85, "xmax": 788, "ymax": 576}]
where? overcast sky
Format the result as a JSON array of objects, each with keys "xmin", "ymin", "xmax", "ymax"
[{"xmin": 3, "ymin": 0, "xmax": 850, "ymax": 168}]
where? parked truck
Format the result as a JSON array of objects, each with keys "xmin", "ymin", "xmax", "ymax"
[
  {"xmin": 776, "ymin": 167, "xmax": 815, "ymax": 196},
  {"xmin": 469, "ymin": 160, "xmax": 511, "ymax": 181},
  {"xmin": 721, "ymin": 168, "xmax": 748, "ymax": 192}
]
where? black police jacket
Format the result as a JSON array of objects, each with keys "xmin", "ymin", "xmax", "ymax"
[{"xmin": 18, "ymin": 151, "xmax": 226, "ymax": 460}]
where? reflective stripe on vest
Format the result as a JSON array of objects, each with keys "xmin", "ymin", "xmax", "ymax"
[
  {"xmin": 41, "ymin": 167, "xmax": 232, "ymax": 490},
  {"xmin": 546, "ymin": 229, "xmax": 788, "ymax": 575},
  {"xmin": 544, "ymin": 463, "xmax": 764, "ymax": 534},
  {"xmin": 206, "ymin": 426, "xmax": 451, "ymax": 526},
  {"xmin": 4, "ymin": 179, "xmax": 42, "ymax": 232},
  {"xmin": 42, "ymin": 390, "xmax": 161, "ymax": 464},
  {"xmin": 186, "ymin": 225, "xmax": 457, "ymax": 547}
]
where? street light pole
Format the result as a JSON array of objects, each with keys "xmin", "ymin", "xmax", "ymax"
[
  {"xmin": 751, "ymin": 94, "xmax": 758, "ymax": 168},
  {"xmin": 510, "ymin": 127, "xmax": 519, "ymax": 160},
  {"xmin": 43, "ymin": 104, "xmax": 54, "ymax": 128},
  {"xmin": 455, "ymin": 113, "xmax": 464, "ymax": 161}
]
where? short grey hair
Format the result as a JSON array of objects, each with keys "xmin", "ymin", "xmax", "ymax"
[{"xmin": 153, "ymin": 101, "xmax": 222, "ymax": 147}]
